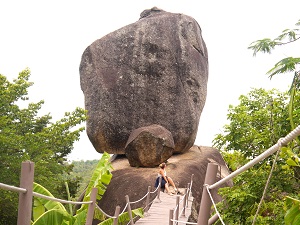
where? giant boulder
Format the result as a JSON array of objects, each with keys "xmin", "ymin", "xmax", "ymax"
[{"xmin": 80, "ymin": 7, "xmax": 209, "ymax": 154}]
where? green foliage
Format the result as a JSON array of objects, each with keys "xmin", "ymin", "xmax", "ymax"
[
  {"xmin": 32, "ymin": 152, "xmax": 113, "ymax": 224},
  {"xmin": 247, "ymin": 19, "xmax": 300, "ymax": 223},
  {"xmin": 71, "ymin": 159, "xmax": 100, "ymax": 197},
  {"xmin": 0, "ymin": 69, "xmax": 86, "ymax": 225},
  {"xmin": 267, "ymin": 57, "xmax": 300, "ymax": 78},
  {"xmin": 285, "ymin": 196, "xmax": 300, "ymax": 224},
  {"xmin": 98, "ymin": 208, "xmax": 144, "ymax": 225},
  {"xmin": 248, "ymin": 19, "xmax": 300, "ymax": 58},
  {"xmin": 217, "ymin": 162, "xmax": 293, "ymax": 224},
  {"xmin": 76, "ymin": 152, "xmax": 113, "ymax": 220},
  {"xmin": 248, "ymin": 18, "xmax": 300, "ymax": 132},
  {"xmin": 213, "ymin": 88, "xmax": 290, "ymax": 159},
  {"xmin": 221, "ymin": 150, "xmax": 249, "ymax": 171},
  {"xmin": 213, "ymin": 87, "xmax": 300, "ymax": 224},
  {"xmin": 32, "ymin": 152, "xmax": 144, "ymax": 225}
]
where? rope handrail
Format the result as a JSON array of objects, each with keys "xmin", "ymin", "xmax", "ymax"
[
  {"xmin": 129, "ymin": 191, "xmax": 149, "ymax": 204},
  {"xmin": 150, "ymin": 182, "xmax": 160, "ymax": 194},
  {"xmin": 205, "ymin": 185, "xmax": 225, "ymax": 225},
  {"xmin": 252, "ymin": 139, "xmax": 282, "ymax": 225},
  {"xmin": 0, "ymin": 170, "xmax": 163, "ymax": 212},
  {"xmin": 196, "ymin": 125, "xmax": 300, "ymax": 225},
  {"xmin": 94, "ymin": 204, "xmax": 116, "ymax": 218},
  {"xmin": 172, "ymin": 175, "xmax": 194, "ymax": 221},
  {"xmin": 129, "ymin": 178, "xmax": 162, "ymax": 205},
  {"xmin": 209, "ymin": 124, "xmax": 300, "ymax": 190},
  {"xmin": 172, "ymin": 190, "xmax": 191, "ymax": 219},
  {"xmin": 173, "ymin": 192, "xmax": 187, "ymax": 216},
  {"xmin": 120, "ymin": 202, "xmax": 129, "ymax": 214},
  {"xmin": 32, "ymin": 192, "xmax": 92, "ymax": 205},
  {"xmin": 92, "ymin": 178, "xmax": 162, "ymax": 219},
  {"xmin": 0, "ymin": 182, "xmax": 27, "ymax": 194}
]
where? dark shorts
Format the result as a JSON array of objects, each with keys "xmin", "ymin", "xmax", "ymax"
[{"xmin": 154, "ymin": 177, "xmax": 167, "ymax": 188}]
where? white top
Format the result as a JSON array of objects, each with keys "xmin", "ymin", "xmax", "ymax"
[{"xmin": 157, "ymin": 169, "xmax": 167, "ymax": 177}]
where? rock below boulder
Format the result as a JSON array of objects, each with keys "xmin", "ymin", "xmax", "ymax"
[
  {"xmin": 95, "ymin": 146, "xmax": 232, "ymax": 224},
  {"xmin": 80, "ymin": 7, "xmax": 209, "ymax": 155},
  {"xmin": 125, "ymin": 124, "xmax": 175, "ymax": 167}
]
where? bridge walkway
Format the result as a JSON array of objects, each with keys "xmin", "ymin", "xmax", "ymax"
[{"xmin": 135, "ymin": 189, "xmax": 193, "ymax": 225}]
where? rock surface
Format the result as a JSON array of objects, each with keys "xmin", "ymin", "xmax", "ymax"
[
  {"xmin": 80, "ymin": 8, "xmax": 209, "ymax": 154},
  {"xmin": 125, "ymin": 124, "xmax": 174, "ymax": 167},
  {"xmin": 94, "ymin": 146, "xmax": 232, "ymax": 224}
]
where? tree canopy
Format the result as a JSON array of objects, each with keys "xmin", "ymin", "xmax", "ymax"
[
  {"xmin": 0, "ymin": 69, "xmax": 86, "ymax": 225},
  {"xmin": 213, "ymin": 18, "xmax": 300, "ymax": 224},
  {"xmin": 213, "ymin": 88, "xmax": 300, "ymax": 224}
]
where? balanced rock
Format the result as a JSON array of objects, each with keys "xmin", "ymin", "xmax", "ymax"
[
  {"xmin": 125, "ymin": 124, "xmax": 175, "ymax": 167},
  {"xmin": 95, "ymin": 146, "xmax": 232, "ymax": 223},
  {"xmin": 80, "ymin": 7, "xmax": 209, "ymax": 154}
]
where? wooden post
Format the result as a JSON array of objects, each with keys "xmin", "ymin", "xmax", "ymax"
[
  {"xmin": 189, "ymin": 174, "xmax": 194, "ymax": 197},
  {"xmin": 157, "ymin": 176, "xmax": 162, "ymax": 201},
  {"xmin": 145, "ymin": 186, "xmax": 151, "ymax": 212},
  {"xmin": 85, "ymin": 188, "xmax": 97, "ymax": 225},
  {"xmin": 113, "ymin": 206, "xmax": 120, "ymax": 225},
  {"xmin": 186, "ymin": 183, "xmax": 190, "ymax": 208},
  {"xmin": 169, "ymin": 209, "xmax": 174, "ymax": 225},
  {"xmin": 197, "ymin": 163, "xmax": 218, "ymax": 225},
  {"xmin": 182, "ymin": 188, "xmax": 187, "ymax": 217},
  {"xmin": 126, "ymin": 195, "xmax": 134, "ymax": 225},
  {"xmin": 17, "ymin": 161, "xmax": 34, "ymax": 225},
  {"xmin": 175, "ymin": 195, "xmax": 180, "ymax": 224}
]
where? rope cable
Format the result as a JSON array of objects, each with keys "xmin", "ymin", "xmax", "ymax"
[
  {"xmin": 94, "ymin": 204, "xmax": 116, "ymax": 218},
  {"xmin": 252, "ymin": 138, "xmax": 283, "ymax": 225},
  {"xmin": 205, "ymin": 184, "xmax": 225, "ymax": 225}
]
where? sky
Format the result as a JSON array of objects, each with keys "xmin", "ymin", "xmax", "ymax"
[{"xmin": 1, "ymin": 0, "xmax": 299, "ymax": 161}]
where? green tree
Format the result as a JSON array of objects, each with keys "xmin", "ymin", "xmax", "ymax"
[
  {"xmin": 248, "ymin": 19, "xmax": 300, "ymax": 223},
  {"xmin": 71, "ymin": 159, "xmax": 99, "ymax": 197},
  {"xmin": 213, "ymin": 88, "xmax": 290, "ymax": 159},
  {"xmin": 0, "ymin": 69, "xmax": 86, "ymax": 225},
  {"xmin": 248, "ymin": 19, "xmax": 300, "ymax": 131},
  {"xmin": 213, "ymin": 88, "xmax": 300, "ymax": 224}
]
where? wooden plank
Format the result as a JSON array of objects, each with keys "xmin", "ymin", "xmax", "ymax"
[{"xmin": 135, "ymin": 190, "xmax": 193, "ymax": 225}]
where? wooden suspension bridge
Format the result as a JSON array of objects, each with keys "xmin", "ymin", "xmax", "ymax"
[{"xmin": 135, "ymin": 188, "xmax": 193, "ymax": 225}]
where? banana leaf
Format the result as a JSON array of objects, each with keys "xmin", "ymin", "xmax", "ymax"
[
  {"xmin": 98, "ymin": 208, "xmax": 144, "ymax": 225},
  {"xmin": 285, "ymin": 196, "xmax": 300, "ymax": 225},
  {"xmin": 32, "ymin": 209, "xmax": 72, "ymax": 225},
  {"xmin": 77, "ymin": 152, "xmax": 113, "ymax": 216},
  {"xmin": 33, "ymin": 182, "xmax": 67, "ymax": 221},
  {"xmin": 73, "ymin": 209, "xmax": 87, "ymax": 225}
]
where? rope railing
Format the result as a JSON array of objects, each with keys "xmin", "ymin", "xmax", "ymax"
[
  {"xmin": 95, "ymin": 204, "xmax": 117, "ymax": 218},
  {"xmin": 198, "ymin": 124, "xmax": 300, "ymax": 225},
  {"xmin": 124, "ymin": 179, "xmax": 163, "ymax": 224},
  {"xmin": 120, "ymin": 202, "xmax": 129, "ymax": 214},
  {"xmin": 209, "ymin": 125, "xmax": 300, "ymax": 190},
  {"xmin": 0, "ymin": 182, "xmax": 27, "ymax": 194},
  {"xmin": 205, "ymin": 185, "xmax": 225, "ymax": 225},
  {"xmin": 32, "ymin": 192, "xmax": 93, "ymax": 205},
  {"xmin": 0, "ymin": 162, "xmax": 164, "ymax": 225},
  {"xmin": 169, "ymin": 175, "xmax": 194, "ymax": 225},
  {"xmin": 128, "ymin": 190, "xmax": 149, "ymax": 204},
  {"xmin": 2, "ymin": 158, "xmax": 195, "ymax": 225}
]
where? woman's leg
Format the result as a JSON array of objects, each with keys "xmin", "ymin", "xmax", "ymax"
[
  {"xmin": 165, "ymin": 183, "xmax": 172, "ymax": 194},
  {"xmin": 167, "ymin": 177, "xmax": 177, "ymax": 191}
]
